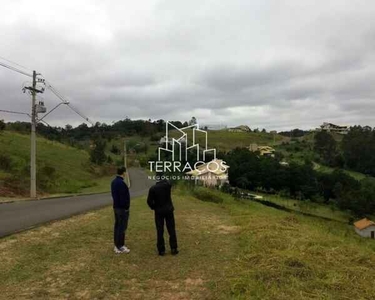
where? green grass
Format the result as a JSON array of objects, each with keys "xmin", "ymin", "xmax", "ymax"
[
  {"xmin": 313, "ymin": 162, "xmax": 367, "ymax": 181},
  {"xmin": 256, "ymin": 193, "xmax": 351, "ymax": 223},
  {"xmin": 1, "ymin": 187, "xmax": 375, "ymax": 299},
  {"xmin": 0, "ymin": 131, "xmax": 111, "ymax": 196},
  {"xmin": 170, "ymin": 129, "xmax": 286, "ymax": 152},
  {"xmin": 276, "ymin": 138, "xmax": 370, "ymax": 181},
  {"xmin": 275, "ymin": 139, "xmax": 317, "ymax": 164}
]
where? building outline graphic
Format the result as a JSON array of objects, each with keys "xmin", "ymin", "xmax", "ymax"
[{"xmin": 158, "ymin": 121, "xmax": 217, "ymax": 162}]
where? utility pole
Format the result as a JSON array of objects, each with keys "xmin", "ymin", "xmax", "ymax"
[
  {"xmin": 123, "ymin": 140, "xmax": 131, "ymax": 187},
  {"xmin": 24, "ymin": 70, "xmax": 44, "ymax": 198},
  {"xmin": 124, "ymin": 140, "xmax": 127, "ymax": 169},
  {"xmin": 30, "ymin": 71, "xmax": 37, "ymax": 198}
]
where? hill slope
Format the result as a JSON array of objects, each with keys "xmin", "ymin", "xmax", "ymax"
[
  {"xmin": 1, "ymin": 187, "xmax": 374, "ymax": 299},
  {"xmin": 0, "ymin": 131, "xmax": 112, "ymax": 197},
  {"xmin": 170, "ymin": 129, "xmax": 286, "ymax": 152}
]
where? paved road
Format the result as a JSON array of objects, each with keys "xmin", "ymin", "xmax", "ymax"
[{"xmin": 0, "ymin": 168, "xmax": 153, "ymax": 238}]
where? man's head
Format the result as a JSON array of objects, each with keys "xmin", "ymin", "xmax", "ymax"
[
  {"xmin": 155, "ymin": 171, "xmax": 164, "ymax": 181},
  {"xmin": 117, "ymin": 166, "xmax": 126, "ymax": 177}
]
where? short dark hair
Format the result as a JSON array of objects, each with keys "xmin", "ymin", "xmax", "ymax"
[
  {"xmin": 117, "ymin": 166, "xmax": 126, "ymax": 175},
  {"xmin": 156, "ymin": 171, "xmax": 164, "ymax": 180}
]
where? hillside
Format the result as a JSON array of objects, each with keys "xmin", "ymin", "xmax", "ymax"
[
  {"xmin": 170, "ymin": 129, "xmax": 286, "ymax": 152},
  {"xmin": 275, "ymin": 133, "xmax": 371, "ymax": 181},
  {"xmin": 1, "ymin": 187, "xmax": 374, "ymax": 299},
  {"xmin": 0, "ymin": 131, "xmax": 113, "ymax": 197}
]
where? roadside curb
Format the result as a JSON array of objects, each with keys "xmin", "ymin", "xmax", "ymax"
[
  {"xmin": 0, "ymin": 191, "xmax": 111, "ymax": 205},
  {"xmin": 0, "ymin": 170, "xmax": 137, "ymax": 204}
]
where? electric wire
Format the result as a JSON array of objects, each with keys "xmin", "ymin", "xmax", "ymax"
[{"xmin": 0, "ymin": 61, "xmax": 32, "ymax": 77}]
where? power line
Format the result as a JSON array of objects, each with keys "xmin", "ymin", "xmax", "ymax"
[
  {"xmin": 0, "ymin": 109, "xmax": 51, "ymax": 128},
  {"xmin": 0, "ymin": 109, "xmax": 31, "ymax": 118},
  {"xmin": 0, "ymin": 56, "xmax": 31, "ymax": 72},
  {"xmin": 66, "ymin": 103, "xmax": 94, "ymax": 125},
  {"xmin": 38, "ymin": 102, "xmax": 64, "ymax": 121},
  {"xmin": 45, "ymin": 80, "xmax": 95, "ymax": 125},
  {"xmin": 0, "ymin": 61, "xmax": 33, "ymax": 77},
  {"xmin": 1, "ymin": 57, "xmax": 94, "ymax": 126}
]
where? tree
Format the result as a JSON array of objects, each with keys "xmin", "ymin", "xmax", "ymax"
[
  {"xmin": 189, "ymin": 117, "xmax": 197, "ymax": 125},
  {"xmin": 314, "ymin": 131, "xmax": 337, "ymax": 166},
  {"xmin": 110, "ymin": 144, "xmax": 120, "ymax": 154},
  {"xmin": 0, "ymin": 119, "xmax": 5, "ymax": 132},
  {"xmin": 342, "ymin": 126, "xmax": 375, "ymax": 175},
  {"xmin": 90, "ymin": 139, "xmax": 107, "ymax": 165}
]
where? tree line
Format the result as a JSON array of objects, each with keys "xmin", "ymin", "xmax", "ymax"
[
  {"xmin": 314, "ymin": 126, "xmax": 375, "ymax": 176},
  {"xmin": 2, "ymin": 118, "xmax": 199, "ymax": 145},
  {"xmin": 224, "ymin": 147, "xmax": 375, "ymax": 217}
]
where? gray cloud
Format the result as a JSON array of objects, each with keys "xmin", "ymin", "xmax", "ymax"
[{"xmin": 1, "ymin": 0, "xmax": 375, "ymax": 130}]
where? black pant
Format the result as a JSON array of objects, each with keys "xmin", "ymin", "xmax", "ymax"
[
  {"xmin": 114, "ymin": 208, "xmax": 129, "ymax": 249},
  {"xmin": 155, "ymin": 211, "xmax": 178, "ymax": 253}
]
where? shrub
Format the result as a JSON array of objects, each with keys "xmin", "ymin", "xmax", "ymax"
[
  {"xmin": 0, "ymin": 154, "xmax": 12, "ymax": 171},
  {"xmin": 192, "ymin": 187, "xmax": 226, "ymax": 204},
  {"xmin": 0, "ymin": 119, "xmax": 5, "ymax": 131},
  {"xmin": 110, "ymin": 144, "xmax": 120, "ymax": 155},
  {"xmin": 90, "ymin": 139, "xmax": 107, "ymax": 165},
  {"xmin": 37, "ymin": 165, "xmax": 58, "ymax": 191}
]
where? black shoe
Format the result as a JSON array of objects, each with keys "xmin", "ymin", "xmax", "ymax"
[
  {"xmin": 159, "ymin": 251, "xmax": 165, "ymax": 256},
  {"xmin": 171, "ymin": 249, "xmax": 179, "ymax": 255}
]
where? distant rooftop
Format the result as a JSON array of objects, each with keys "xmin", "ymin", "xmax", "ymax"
[{"xmin": 354, "ymin": 218, "xmax": 375, "ymax": 230}]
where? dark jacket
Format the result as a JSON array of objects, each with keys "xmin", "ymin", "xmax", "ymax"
[
  {"xmin": 147, "ymin": 179, "xmax": 174, "ymax": 214},
  {"xmin": 111, "ymin": 176, "xmax": 130, "ymax": 209}
]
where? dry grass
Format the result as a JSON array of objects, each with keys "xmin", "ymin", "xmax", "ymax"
[
  {"xmin": 1, "ymin": 188, "xmax": 375, "ymax": 299},
  {"xmin": 0, "ymin": 193, "xmax": 240, "ymax": 299}
]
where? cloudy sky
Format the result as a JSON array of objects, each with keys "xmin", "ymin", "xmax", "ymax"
[{"xmin": 1, "ymin": 0, "xmax": 375, "ymax": 130}]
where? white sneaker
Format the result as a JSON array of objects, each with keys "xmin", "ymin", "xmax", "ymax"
[
  {"xmin": 114, "ymin": 246, "xmax": 123, "ymax": 254},
  {"xmin": 120, "ymin": 246, "xmax": 130, "ymax": 254}
]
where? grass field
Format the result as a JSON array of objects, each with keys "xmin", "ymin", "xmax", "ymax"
[
  {"xmin": 170, "ymin": 129, "xmax": 286, "ymax": 152},
  {"xmin": 1, "ymin": 187, "xmax": 375, "ymax": 299},
  {"xmin": 0, "ymin": 131, "xmax": 112, "ymax": 197},
  {"xmin": 255, "ymin": 193, "xmax": 352, "ymax": 223},
  {"xmin": 313, "ymin": 162, "xmax": 367, "ymax": 181}
]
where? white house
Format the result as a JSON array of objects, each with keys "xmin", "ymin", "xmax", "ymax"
[
  {"xmin": 228, "ymin": 125, "xmax": 251, "ymax": 132},
  {"xmin": 248, "ymin": 143, "xmax": 275, "ymax": 157},
  {"xmin": 354, "ymin": 218, "xmax": 375, "ymax": 239},
  {"xmin": 318, "ymin": 122, "xmax": 349, "ymax": 135}
]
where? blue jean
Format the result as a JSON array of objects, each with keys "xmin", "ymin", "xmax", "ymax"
[{"xmin": 113, "ymin": 208, "xmax": 129, "ymax": 248}]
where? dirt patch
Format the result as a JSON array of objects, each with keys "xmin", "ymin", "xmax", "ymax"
[
  {"xmin": 0, "ymin": 238, "xmax": 17, "ymax": 250},
  {"xmin": 217, "ymin": 225, "xmax": 241, "ymax": 234},
  {"xmin": 75, "ymin": 289, "xmax": 91, "ymax": 299},
  {"xmin": 144, "ymin": 278, "xmax": 207, "ymax": 300},
  {"xmin": 185, "ymin": 278, "xmax": 204, "ymax": 286},
  {"xmin": 183, "ymin": 210, "xmax": 223, "ymax": 230}
]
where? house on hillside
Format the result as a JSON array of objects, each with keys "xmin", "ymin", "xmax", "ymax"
[
  {"xmin": 228, "ymin": 125, "xmax": 251, "ymax": 132},
  {"xmin": 354, "ymin": 218, "xmax": 375, "ymax": 239},
  {"xmin": 186, "ymin": 159, "xmax": 229, "ymax": 187},
  {"xmin": 248, "ymin": 143, "xmax": 275, "ymax": 157},
  {"xmin": 317, "ymin": 122, "xmax": 349, "ymax": 135}
]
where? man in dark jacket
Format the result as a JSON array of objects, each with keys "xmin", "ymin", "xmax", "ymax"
[
  {"xmin": 147, "ymin": 173, "xmax": 178, "ymax": 256},
  {"xmin": 111, "ymin": 167, "xmax": 130, "ymax": 254}
]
